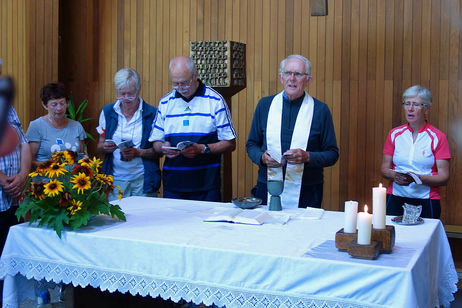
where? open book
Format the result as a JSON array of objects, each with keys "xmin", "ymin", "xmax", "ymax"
[
  {"xmin": 204, "ymin": 208, "xmax": 274, "ymax": 225},
  {"xmin": 393, "ymin": 169, "xmax": 423, "ymax": 184},
  {"xmin": 162, "ymin": 140, "xmax": 195, "ymax": 151},
  {"xmin": 105, "ymin": 139, "xmax": 134, "ymax": 149}
]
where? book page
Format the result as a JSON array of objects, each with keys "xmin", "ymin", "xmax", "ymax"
[
  {"xmin": 203, "ymin": 208, "xmax": 243, "ymax": 222},
  {"xmin": 407, "ymin": 172, "xmax": 422, "ymax": 185},
  {"xmin": 233, "ymin": 210, "xmax": 273, "ymax": 225},
  {"xmin": 298, "ymin": 207, "xmax": 325, "ymax": 220}
]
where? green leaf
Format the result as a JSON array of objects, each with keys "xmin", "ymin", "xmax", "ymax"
[
  {"xmin": 75, "ymin": 99, "xmax": 88, "ymax": 116},
  {"xmin": 110, "ymin": 205, "xmax": 126, "ymax": 221},
  {"xmin": 69, "ymin": 211, "xmax": 91, "ymax": 230}
]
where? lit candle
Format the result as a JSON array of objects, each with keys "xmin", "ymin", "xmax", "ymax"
[
  {"xmin": 372, "ymin": 183, "xmax": 387, "ymax": 229},
  {"xmin": 344, "ymin": 201, "xmax": 358, "ymax": 233},
  {"xmin": 357, "ymin": 205, "xmax": 372, "ymax": 245}
]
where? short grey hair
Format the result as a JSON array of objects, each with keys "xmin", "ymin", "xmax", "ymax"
[
  {"xmin": 169, "ymin": 57, "xmax": 197, "ymax": 76},
  {"xmin": 403, "ymin": 85, "xmax": 432, "ymax": 107},
  {"xmin": 280, "ymin": 54, "xmax": 312, "ymax": 75},
  {"xmin": 114, "ymin": 68, "xmax": 141, "ymax": 93}
]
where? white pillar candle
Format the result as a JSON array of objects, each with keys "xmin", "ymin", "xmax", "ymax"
[
  {"xmin": 344, "ymin": 201, "xmax": 358, "ymax": 233},
  {"xmin": 372, "ymin": 183, "xmax": 387, "ymax": 229},
  {"xmin": 357, "ymin": 205, "xmax": 372, "ymax": 245}
]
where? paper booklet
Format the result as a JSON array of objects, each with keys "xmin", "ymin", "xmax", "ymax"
[
  {"xmin": 392, "ymin": 169, "xmax": 423, "ymax": 185},
  {"xmin": 105, "ymin": 139, "xmax": 134, "ymax": 149},
  {"xmin": 204, "ymin": 208, "xmax": 286, "ymax": 225},
  {"xmin": 297, "ymin": 207, "xmax": 325, "ymax": 220},
  {"xmin": 162, "ymin": 140, "xmax": 195, "ymax": 151}
]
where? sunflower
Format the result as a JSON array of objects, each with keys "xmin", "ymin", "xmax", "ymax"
[
  {"xmin": 44, "ymin": 180, "xmax": 64, "ymax": 197},
  {"xmin": 78, "ymin": 157, "xmax": 91, "ymax": 167},
  {"xmin": 71, "ymin": 164, "xmax": 93, "ymax": 177},
  {"xmin": 67, "ymin": 199, "xmax": 83, "ymax": 215},
  {"xmin": 71, "ymin": 172, "xmax": 91, "ymax": 194},
  {"xmin": 30, "ymin": 180, "xmax": 46, "ymax": 200},
  {"xmin": 59, "ymin": 191, "xmax": 73, "ymax": 207},
  {"xmin": 117, "ymin": 185, "xmax": 123, "ymax": 200},
  {"xmin": 28, "ymin": 170, "xmax": 43, "ymax": 178},
  {"xmin": 89, "ymin": 157, "xmax": 103, "ymax": 171},
  {"xmin": 50, "ymin": 151, "xmax": 66, "ymax": 163},
  {"xmin": 95, "ymin": 174, "xmax": 113, "ymax": 186},
  {"xmin": 45, "ymin": 162, "xmax": 67, "ymax": 178},
  {"xmin": 63, "ymin": 150, "xmax": 77, "ymax": 165},
  {"xmin": 36, "ymin": 161, "xmax": 52, "ymax": 175}
]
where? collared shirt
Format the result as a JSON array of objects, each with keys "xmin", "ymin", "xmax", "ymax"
[
  {"xmin": 96, "ymin": 98, "xmax": 144, "ymax": 181},
  {"xmin": 383, "ymin": 122, "xmax": 451, "ymax": 199},
  {"xmin": 149, "ymin": 81, "xmax": 236, "ymax": 192},
  {"xmin": 0, "ymin": 107, "xmax": 27, "ymax": 211}
]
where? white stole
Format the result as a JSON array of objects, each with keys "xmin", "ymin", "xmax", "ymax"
[{"xmin": 266, "ymin": 91, "xmax": 314, "ymax": 208}]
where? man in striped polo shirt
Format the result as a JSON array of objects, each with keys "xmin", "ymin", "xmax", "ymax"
[{"xmin": 150, "ymin": 56, "xmax": 236, "ymax": 201}]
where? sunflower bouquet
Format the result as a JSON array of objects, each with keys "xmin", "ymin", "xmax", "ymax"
[{"xmin": 16, "ymin": 150, "xmax": 126, "ymax": 237}]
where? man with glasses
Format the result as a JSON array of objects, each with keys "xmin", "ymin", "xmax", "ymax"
[
  {"xmin": 97, "ymin": 68, "xmax": 161, "ymax": 200},
  {"xmin": 246, "ymin": 54, "xmax": 338, "ymax": 208},
  {"xmin": 150, "ymin": 56, "xmax": 236, "ymax": 201}
]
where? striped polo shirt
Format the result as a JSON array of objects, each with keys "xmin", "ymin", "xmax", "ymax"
[
  {"xmin": 383, "ymin": 122, "xmax": 451, "ymax": 199},
  {"xmin": 149, "ymin": 81, "xmax": 236, "ymax": 192}
]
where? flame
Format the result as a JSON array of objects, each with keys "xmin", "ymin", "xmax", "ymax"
[{"xmin": 364, "ymin": 205, "xmax": 369, "ymax": 213}]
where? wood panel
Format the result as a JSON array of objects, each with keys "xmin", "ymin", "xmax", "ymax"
[
  {"xmin": 4, "ymin": 0, "xmax": 462, "ymax": 225},
  {"xmin": 0, "ymin": 0, "xmax": 58, "ymax": 129}
]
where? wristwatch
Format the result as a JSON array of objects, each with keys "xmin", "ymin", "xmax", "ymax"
[{"xmin": 203, "ymin": 144, "xmax": 211, "ymax": 154}]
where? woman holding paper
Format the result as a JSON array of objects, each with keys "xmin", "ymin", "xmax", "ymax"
[
  {"xmin": 380, "ymin": 85, "xmax": 451, "ymax": 218},
  {"xmin": 96, "ymin": 68, "xmax": 161, "ymax": 200}
]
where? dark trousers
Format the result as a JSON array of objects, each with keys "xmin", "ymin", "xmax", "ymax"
[
  {"xmin": 163, "ymin": 188, "xmax": 221, "ymax": 202},
  {"xmin": 251, "ymin": 181, "xmax": 323, "ymax": 208},
  {"xmin": 0, "ymin": 206, "xmax": 18, "ymax": 253},
  {"xmin": 0, "ymin": 206, "xmax": 19, "ymax": 299},
  {"xmin": 386, "ymin": 194, "xmax": 441, "ymax": 219}
]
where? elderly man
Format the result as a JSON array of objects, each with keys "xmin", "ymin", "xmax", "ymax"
[
  {"xmin": 246, "ymin": 54, "xmax": 339, "ymax": 208},
  {"xmin": 150, "ymin": 56, "xmax": 236, "ymax": 201}
]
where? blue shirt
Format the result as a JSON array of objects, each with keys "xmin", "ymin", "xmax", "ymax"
[{"xmin": 0, "ymin": 107, "xmax": 27, "ymax": 211}]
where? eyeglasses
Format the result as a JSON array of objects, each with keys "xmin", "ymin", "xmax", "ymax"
[
  {"xmin": 402, "ymin": 101, "xmax": 425, "ymax": 109},
  {"xmin": 171, "ymin": 79, "xmax": 193, "ymax": 90},
  {"xmin": 117, "ymin": 95, "xmax": 137, "ymax": 102},
  {"xmin": 281, "ymin": 71, "xmax": 309, "ymax": 79}
]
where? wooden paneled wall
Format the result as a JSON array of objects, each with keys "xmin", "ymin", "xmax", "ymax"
[
  {"xmin": 3, "ymin": 0, "xmax": 462, "ymax": 225},
  {"xmin": 0, "ymin": 0, "xmax": 59, "ymax": 127}
]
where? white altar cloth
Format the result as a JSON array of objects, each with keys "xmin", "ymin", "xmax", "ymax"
[{"xmin": 0, "ymin": 196, "xmax": 458, "ymax": 308}]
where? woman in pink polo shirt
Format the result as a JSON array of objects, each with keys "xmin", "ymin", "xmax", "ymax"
[{"xmin": 380, "ymin": 85, "xmax": 451, "ymax": 219}]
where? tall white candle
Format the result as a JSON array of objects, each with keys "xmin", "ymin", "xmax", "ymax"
[
  {"xmin": 372, "ymin": 183, "xmax": 387, "ymax": 229},
  {"xmin": 357, "ymin": 205, "xmax": 372, "ymax": 245},
  {"xmin": 344, "ymin": 201, "xmax": 358, "ymax": 233}
]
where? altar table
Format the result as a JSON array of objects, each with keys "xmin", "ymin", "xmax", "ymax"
[{"xmin": 0, "ymin": 196, "xmax": 458, "ymax": 308}]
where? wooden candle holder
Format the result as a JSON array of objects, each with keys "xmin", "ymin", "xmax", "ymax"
[
  {"xmin": 348, "ymin": 240, "xmax": 382, "ymax": 260},
  {"xmin": 335, "ymin": 228, "xmax": 357, "ymax": 251},
  {"xmin": 371, "ymin": 225, "xmax": 395, "ymax": 253}
]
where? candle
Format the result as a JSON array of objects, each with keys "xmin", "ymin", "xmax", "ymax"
[
  {"xmin": 344, "ymin": 201, "xmax": 358, "ymax": 233},
  {"xmin": 357, "ymin": 205, "xmax": 372, "ymax": 245},
  {"xmin": 372, "ymin": 183, "xmax": 387, "ymax": 229}
]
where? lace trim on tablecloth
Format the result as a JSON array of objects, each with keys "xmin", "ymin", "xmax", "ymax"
[
  {"xmin": 438, "ymin": 259, "xmax": 459, "ymax": 308},
  {"xmin": 0, "ymin": 256, "xmax": 381, "ymax": 308}
]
